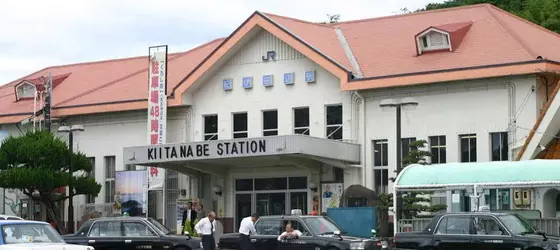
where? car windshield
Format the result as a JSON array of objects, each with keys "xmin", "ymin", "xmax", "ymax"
[
  {"xmin": 302, "ymin": 217, "xmax": 342, "ymax": 235},
  {"xmin": 2, "ymin": 223, "xmax": 64, "ymax": 244},
  {"xmin": 148, "ymin": 218, "xmax": 171, "ymax": 235},
  {"xmin": 498, "ymin": 214, "xmax": 536, "ymax": 235}
]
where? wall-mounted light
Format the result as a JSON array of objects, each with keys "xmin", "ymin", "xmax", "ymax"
[
  {"xmin": 212, "ymin": 185, "xmax": 223, "ymax": 196},
  {"xmin": 308, "ymin": 182, "xmax": 318, "ymax": 192}
]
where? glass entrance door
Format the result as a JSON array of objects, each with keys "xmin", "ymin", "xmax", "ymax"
[
  {"xmin": 256, "ymin": 193, "xmax": 285, "ymax": 216},
  {"xmin": 236, "ymin": 194, "xmax": 252, "ymax": 228},
  {"xmin": 290, "ymin": 192, "xmax": 307, "ymax": 212}
]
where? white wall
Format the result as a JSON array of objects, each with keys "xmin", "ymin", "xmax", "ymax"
[
  {"xmin": 189, "ymin": 29, "xmax": 353, "ymax": 143},
  {"xmin": 361, "ymin": 76, "xmax": 538, "ymax": 193}
]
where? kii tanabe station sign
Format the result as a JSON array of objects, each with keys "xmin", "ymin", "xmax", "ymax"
[
  {"xmin": 123, "ymin": 135, "xmax": 362, "ymax": 166},
  {"xmin": 148, "ymin": 139, "xmax": 266, "ymax": 160}
]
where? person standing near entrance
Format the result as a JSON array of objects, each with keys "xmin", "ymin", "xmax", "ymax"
[
  {"xmin": 194, "ymin": 211, "xmax": 217, "ymax": 250},
  {"xmin": 238, "ymin": 213, "xmax": 259, "ymax": 250},
  {"xmin": 181, "ymin": 202, "xmax": 197, "ymax": 236}
]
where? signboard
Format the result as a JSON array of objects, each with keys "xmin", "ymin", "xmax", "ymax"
[
  {"xmin": 321, "ymin": 183, "xmax": 343, "ymax": 213},
  {"xmin": 124, "ymin": 135, "xmax": 362, "ymax": 166},
  {"xmin": 115, "ymin": 170, "xmax": 148, "ymax": 216},
  {"xmin": 147, "ymin": 46, "xmax": 168, "ymax": 190}
]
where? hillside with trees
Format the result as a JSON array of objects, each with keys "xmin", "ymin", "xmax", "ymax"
[{"xmin": 423, "ymin": 0, "xmax": 560, "ymax": 33}]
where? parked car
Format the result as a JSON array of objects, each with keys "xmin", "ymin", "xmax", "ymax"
[
  {"xmin": 0, "ymin": 215, "xmax": 23, "ymax": 221},
  {"xmin": 219, "ymin": 213, "xmax": 387, "ymax": 250},
  {"xmin": 394, "ymin": 212, "xmax": 560, "ymax": 250},
  {"xmin": 63, "ymin": 216, "xmax": 201, "ymax": 250},
  {"xmin": 0, "ymin": 220, "xmax": 93, "ymax": 250}
]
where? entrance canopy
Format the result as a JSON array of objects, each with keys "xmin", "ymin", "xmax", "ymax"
[
  {"xmin": 394, "ymin": 160, "xmax": 560, "ymax": 191},
  {"xmin": 123, "ymin": 135, "xmax": 360, "ymax": 174}
]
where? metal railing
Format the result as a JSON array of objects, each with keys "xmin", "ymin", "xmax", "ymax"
[{"xmin": 398, "ymin": 218, "xmax": 560, "ymax": 236}]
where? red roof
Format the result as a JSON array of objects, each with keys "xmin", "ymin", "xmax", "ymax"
[{"xmin": 2, "ymin": 3, "xmax": 560, "ymax": 123}]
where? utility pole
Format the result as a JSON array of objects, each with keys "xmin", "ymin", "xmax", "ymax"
[{"xmin": 380, "ymin": 98, "xmax": 418, "ymax": 230}]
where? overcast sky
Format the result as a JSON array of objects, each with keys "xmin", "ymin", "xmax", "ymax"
[{"xmin": 0, "ymin": 0, "xmax": 442, "ymax": 85}]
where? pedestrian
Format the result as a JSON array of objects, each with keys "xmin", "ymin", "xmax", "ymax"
[
  {"xmin": 238, "ymin": 213, "xmax": 258, "ymax": 250},
  {"xmin": 194, "ymin": 211, "xmax": 217, "ymax": 250},
  {"xmin": 181, "ymin": 202, "xmax": 197, "ymax": 236}
]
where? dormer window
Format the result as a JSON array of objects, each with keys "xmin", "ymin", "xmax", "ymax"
[
  {"xmin": 415, "ymin": 21, "xmax": 473, "ymax": 56},
  {"xmin": 418, "ymin": 30, "xmax": 451, "ymax": 53},
  {"xmin": 15, "ymin": 82, "xmax": 36, "ymax": 100}
]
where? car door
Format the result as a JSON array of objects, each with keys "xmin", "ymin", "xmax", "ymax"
[
  {"xmin": 432, "ymin": 215, "xmax": 472, "ymax": 250},
  {"xmin": 277, "ymin": 219, "xmax": 315, "ymax": 250},
  {"xmin": 253, "ymin": 219, "xmax": 281, "ymax": 250},
  {"xmin": 87, "ymin": 220, "xmax": 124, "ymax": 250},
  {"xmin": 470, "ymin": 215, "xmax": 513, "ymax": 250},
  {"xmin": 122, "ymin": 221, "xmax": 163, "ymax": 250}
]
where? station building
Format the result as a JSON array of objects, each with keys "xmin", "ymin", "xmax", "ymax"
[{"xmin": 1, "ymin": 3, "xmax": 560, "ymax": 231}]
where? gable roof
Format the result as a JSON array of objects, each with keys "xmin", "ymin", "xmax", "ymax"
[
  {"xmin": 0, "ymin": 38, "xmax": 224, "ymax": 122},
  {"xmin": 2, "ymin": 3, "xmax": 560, "ymax": 124}
]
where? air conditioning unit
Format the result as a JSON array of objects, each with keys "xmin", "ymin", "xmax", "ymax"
[
  {"xmin": 522, "ymin": 190, "xmax": 531, "ymax": 206},
  {"xmin": 513, "ymin": 189, "xmax": 522, "ymax": 206}
]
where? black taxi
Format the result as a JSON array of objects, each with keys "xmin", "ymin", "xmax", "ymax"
[
  {"xmin": 218, "ymin": 213, "xmax": 385, "ymax": 250},
  {"xmin": 395, "ymin": 212, "xmax": 560, "ymax": 250},
  {"xmin": 63, "ymin": 217, "xmax": 201, "ymax": 250}
]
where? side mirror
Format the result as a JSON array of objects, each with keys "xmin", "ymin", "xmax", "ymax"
[
  {"xmin": 333, "ymin": 230, "xmax": 341, "ymax": 236},
  {"xmin": 183, "ymin": 231, "xmax": 191, "ymax": 239},
  {"xmin": 371, "ymin": 229, "xmax": 377, "ymax": 238}
]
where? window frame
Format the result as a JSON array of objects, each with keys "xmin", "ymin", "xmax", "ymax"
[
  {"xmin": 325, "ymin": 104, "xmax": 343, "ymax": 140},
  {"xmin": 293, "ymin": 107, "xmax": 310, "ymax": 135},
  {"xmin": 421, "ymin": 31, "xmax": 450, "ymax": 50},
  {"xmin": 470, "ymin": 215, "xmax": 511, "ymax": 237},
  {"xmin": 373, "ymin": 139, "xmax": 389, "ymax": 167},
  {"xmin": 232, "ymin": 112, "xmax": 248, "ymax": 139},
  {"xmin": 122, "ymin": 221, "xmax": 158, "ymax": 237},
  {"xmin": 104, "ymin": 156, "xmax": 116, "ymax": 203},
  {"xmin": 282, "ymin": 219, "xmax": 312, "ymax": 236},
  {"xmin": 203, "ymin": 114, "xmax": 219, "ymax": 141},
  {"xmin": 262, "ymin": 110, "xmax": 278, "ymax": 137},
  {"xmin": 490, "ymin": 132, "xmax": 509, "ymax": 161},
  {"xmin": 401, "ymin": 137, "xmax": 417, "ymax": 161},
  {"xmin": 86, "ymin": 157, "xmax": 96, "ymax": 204},
  {"xmin": 459, "ymin": 134, "xmax": 477, "ymax": 163},
  {"xmin": 434, "ymin": 215, "xmax": 472, "ymax": 235},
  {"xmin": 429, "ymin": 135, "xmax": 447, "ymax": 164},
  {"xmin": 88, "ymin": 220, "xmax": 123, "ymax": 237},
  {"xmin": 255, "ymin": 219, "xmax": 282, "ymax": 236}
]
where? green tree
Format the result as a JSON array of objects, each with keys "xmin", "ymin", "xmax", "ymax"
[
  {"xmin": 422, "ymin": 0, "xmax": 560, "ymax": 33},
  {"xmin": 376, "ymin": 140, "xmax": 447, "ymax": 236},
  {"xmin": 0, "ymin": 130, "xmax": 101, "ymax": 234},
  {"xmin": 319, "ymin": 14, "xmax": 341, "ymax": 24}
]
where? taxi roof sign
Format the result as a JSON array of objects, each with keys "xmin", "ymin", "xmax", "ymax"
[{"xmin": 291, "ymin": 209, "xmax": 303, "ymax": 215}]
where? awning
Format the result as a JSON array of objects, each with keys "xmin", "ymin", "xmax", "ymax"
[
  {"xmin": 394, "ymin": 159, "xmax": 560, "ymax": 191},
  {"xmin": 123, "ymin": 135, "xmax": 361, "ymax": 168}
]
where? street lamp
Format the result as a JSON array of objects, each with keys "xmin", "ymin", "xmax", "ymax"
[
  {"xmin": 57, "ymin": 124, "xmax": 84, "ymax": 233},
  {"xmin": 379, "ymin": 97, "xmax": 418, "ymax": 231}
]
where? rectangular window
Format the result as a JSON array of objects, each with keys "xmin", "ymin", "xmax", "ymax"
[
  {"xmin": 204, "ymin": 115, "xmax": 218, "ymax": 141},
  {"xmin": 326, "ymin": 105, "xmax": 343, "ymax": 140},
  {"xmin": 233, "ymin": 112, "xmax": 248, "ymax": 138},
  {"xmin": 373, "ymin": 139, "xmax": 388, "ymax": 167},
  {"xmin": 374, "ymin": 169, "xmax": 389, "ymax": 194},
  {"xmin": 104, "ymin": 156, "xmax": 116, "ymax": 203},
  {"xmin": 491, "ymin": 132, "xmax": 508, "ymax": 161},
  {"xmin": 125, "ymin": 164, "xmax": 136, "ymax": 171},
  {"xmin": 262, "ymin": 110, "xmax": 278, "ymax": 136},
  {"xmin": 429, "ymin": 136, "xmax": 447, "ymax": 164},
  {"xmin": 460, "ymin": 134, "xmax": 477, "ymax": 163},
  {"xmin": 86, "ymin": 157, "xmax": 96, "ymax": 204},
  {"xmin": 293, "ymin": 107, "xmax": 310, "ymax": 135},
  {"xmin": 401, "ymin": 137, "xmax": 416, "ymax": 160}
]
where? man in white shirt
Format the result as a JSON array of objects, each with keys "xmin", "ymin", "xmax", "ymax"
[
  {"xmin": 277, "ymin": 223, "xmax": 302, "ymax": 241},
  {"xmin": 238, "ymin": 213, "xmax": 259, "ymax": 250},
  {"xmin": 194, "ymin": 211, "xmax": 217, "ymax": 250}
]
